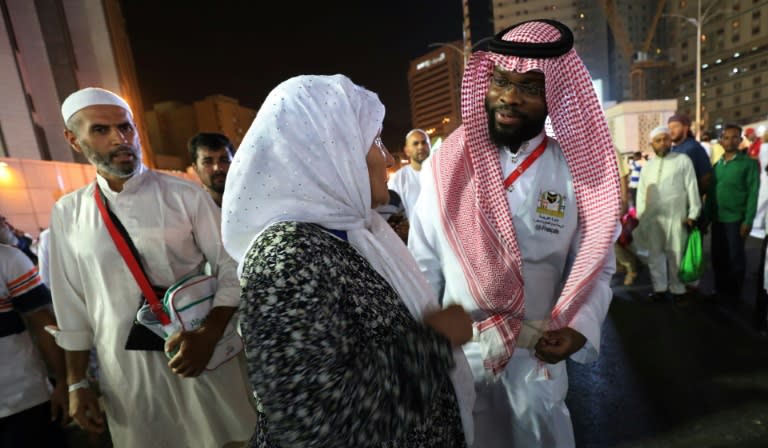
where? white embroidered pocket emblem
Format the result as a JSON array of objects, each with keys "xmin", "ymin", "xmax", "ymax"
[{"xmin": 536, "ymin": 190, "xmax": 566, "ymax": 218}]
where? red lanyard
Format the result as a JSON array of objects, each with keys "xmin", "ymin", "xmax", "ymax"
[{"xmin": 503, "ymin": 136, "xmax": 548, "ymax": 190}]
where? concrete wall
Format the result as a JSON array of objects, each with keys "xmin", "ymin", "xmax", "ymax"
[
  {"xmin": 605, "ymin": 99, "xmax": 678, "ymax": 155},
  {"xmin": 0, "ymin": 157, "xmax": 198, "ymax": 237}
]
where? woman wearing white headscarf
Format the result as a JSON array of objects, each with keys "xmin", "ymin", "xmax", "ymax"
[{"xmin": 221, "ymin": 74, "xmax": 475, "ymax": 448}]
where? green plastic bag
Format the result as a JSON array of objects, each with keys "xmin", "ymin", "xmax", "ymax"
[{"xmin": 679, "ymin": 227, "xmax": 704, "ymax": 282}]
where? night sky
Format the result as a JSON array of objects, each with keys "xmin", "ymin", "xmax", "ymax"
[{"xmin": 119, "ymin": 1, "xmax": 493, "ymax": 148}]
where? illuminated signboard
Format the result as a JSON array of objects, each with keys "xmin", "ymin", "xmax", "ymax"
[{"xmin": 416, "ymin": 52, "xmax": 446, "ymax": 71}]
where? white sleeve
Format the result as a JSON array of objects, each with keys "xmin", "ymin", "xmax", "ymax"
[
  {"xmin": 566, "ymin": 223, "xmax": 618, "ymax": 364},
  {"xmin": 406, "ymin": 159, "xmax": 446, "ymax": 301},
  {"xmin": 636, "ymin": 165, "xmax": 647, "ymax": 218},
  {"xmin": 190, "ymin": 192, "xmax": 240, "ymax": 308},
  {"xmin": 37, "ymin": 229, "xmax": 51, "ymax": 287},
  {"xmin": 49, "ymin": 207, "xmax": 93, "ymax": 350},
  {"xmin": 387, "ymin": 169, "xmax": 401, "ymax": 195},
  {"xmin": 683, "ymin": 158, "xmax": 702, "ymax": 220}
]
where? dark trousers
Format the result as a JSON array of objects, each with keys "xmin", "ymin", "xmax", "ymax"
[
  {"xmin": 756, "ymin": 237, "xmax": 768, "ymax": 330},
  {"xmin": 711, "ymin": 221, "xmax": 747, "ymax": 300},
  {"xmin": 629, "ymin": 188, "xmax": 637, "ymax": 209},
  {"xmin": 0, "ymin": 401, "xmax": 69, "ymax": 448}
]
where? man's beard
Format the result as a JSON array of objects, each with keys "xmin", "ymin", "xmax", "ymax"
[
  {"xmin": 485, "ymin": 102, "xmax": 546, "ymax": 149},
  {"xmin": 411, "ymin": 153, "xmax": 429, "ymax": 164},
  {"xmin": 206, "ymin": 173, "xmax": 227, "ymax": 194},
  {"xmin": 81, "ymin": 142, "xmax": 141, "ymax": 178}
]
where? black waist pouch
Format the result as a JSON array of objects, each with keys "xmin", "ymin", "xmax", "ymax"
[{"xmin": 124, "ymin": 286, "xmax": 167, "ymax": 352}]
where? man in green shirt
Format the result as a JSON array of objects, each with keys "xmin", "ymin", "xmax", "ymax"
[{"xmin": 704, "ymin": 124, "xmax": 760, "ymax": 305}]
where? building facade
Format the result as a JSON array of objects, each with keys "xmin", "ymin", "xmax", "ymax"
[
  {"xmin": 0, "ymin": 0, "xmax": 153, "ymax": 164},
  {"xmin": 492, "ymin": 0, "xmax": 614, "ymax": 101},
  {"xmin": 490, "ymin": 0, "xmax": 672, "ymax": 103},
  {"xmin": 605, "ymin": 99, "xmax": 678, "ymax": 155},
  {"xmin": 407, "ymin": 42, "xmax": 464, "ymax": 142},
  {"xmin": 145, "ymin": 94, "xmax": 256, "ymax": 170},
  {"xmin": 669, "ymin": 0, "xmax": 768, "ymax": 132}
]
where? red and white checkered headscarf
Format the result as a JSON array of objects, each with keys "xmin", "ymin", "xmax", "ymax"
[{"xmin": 433, "ymin": 20, "xmax": 620, "ymax": 374}]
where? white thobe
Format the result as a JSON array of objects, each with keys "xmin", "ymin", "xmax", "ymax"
[
  {"xmin": 49, "ymin": 168, "xmax": 256, "ymax": 448},
  {"xmin": 633, "ymin": 153, "xmax": 701, "ymax": 295},
  {"xmin": 409, "ymin": 134, "xmax": 615, "ymax": 448},
  {"xmin": 37, "ymin": 228, "xmax": 50, "ymax": 287},
  {"xmin": 752, "ymin": 143, "xmax": 768, "ymax": 237},
  {"xmin": 387, "ymin": 164, "xmax": 422, "ymax": 220}
]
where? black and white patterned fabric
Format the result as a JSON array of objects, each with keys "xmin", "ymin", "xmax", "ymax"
[{"xmin": 240, "ymin": 221, "xmax": 466, "ymax": 448}]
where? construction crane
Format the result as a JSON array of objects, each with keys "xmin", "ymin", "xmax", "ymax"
[{"xmin": 598, "ymin": 0, "xmax": 671, "ymax": 100}]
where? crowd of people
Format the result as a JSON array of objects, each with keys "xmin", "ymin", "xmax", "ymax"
[
  {"xmin": 616, "ymin": 114, "xmax": 767, "ymax": 331},
  {"xmin": 2, "ymin": 17, "xmax": 767, "ymax": 448}
]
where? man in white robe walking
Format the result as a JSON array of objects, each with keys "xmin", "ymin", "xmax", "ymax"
[
  {"xmin": 48, "ymin": 87, "xmax": 256, "ymax": 447},
  {"xmin": 634, "ymin": 126, "xmax": 701, "ymax": 303}
]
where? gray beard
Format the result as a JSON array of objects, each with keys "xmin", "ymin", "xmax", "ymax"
[{"xmin": 81, "ymin": 143, "xmax": 141, "ymax": 178}]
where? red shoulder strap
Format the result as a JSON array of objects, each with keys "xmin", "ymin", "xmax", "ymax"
[{"xmin": 93, "ymin": 183, "xmax": 170, "ymax": 325}]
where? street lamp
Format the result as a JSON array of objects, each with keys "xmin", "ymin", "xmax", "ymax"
[{"xmin": 665, "ymin": 0, "xmax": 720, "ymax": 140}]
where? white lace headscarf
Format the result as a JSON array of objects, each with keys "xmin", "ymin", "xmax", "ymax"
[
  {"xmin": 222, "ymin": 74, "xmax": 474, "ymax": 440},
  {"xmin": 222, "ymin": 74, "xmax": 433, "ymax": 314},
  {"xmin": 221, "ymin": 74, "xmax": 475, "ymax": 441}
]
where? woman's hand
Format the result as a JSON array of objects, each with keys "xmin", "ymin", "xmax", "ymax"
[{"xmin": 423, "ymin": 304, "xmax": 473, "ymax": 347}]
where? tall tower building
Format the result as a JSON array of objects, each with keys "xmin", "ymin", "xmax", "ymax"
[
  {"xmin": 668, "ymin": 0, "xmax": 768, "ymax": 131},
  {"xmin": 407, "ymin": 42, "xmax": 464, "ymax": 141},
  {"xmin": 0, "ymin": 0, "xmax": 153, "ymax": 165}
]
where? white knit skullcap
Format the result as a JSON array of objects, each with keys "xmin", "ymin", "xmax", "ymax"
[
  {"xmin": 649, "ymin": 126, "xmax": 669, "ymax": 140},
  {"xmin": 61, "ymin": 87, "xmax": 133, "ymax": 123}
]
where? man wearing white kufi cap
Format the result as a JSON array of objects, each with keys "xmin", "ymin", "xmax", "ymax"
[
  {"xmin": 48, "ymin": 87, "xmax": 256, "ymax": 447},
  {"xmin": 633, "ymin": 126, "xmax": 701, "ymax": 303}
]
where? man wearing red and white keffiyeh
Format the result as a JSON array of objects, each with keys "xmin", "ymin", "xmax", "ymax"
[{"xmin": 408, "ymin": 19, "xmax": 620, "ymax": 447}]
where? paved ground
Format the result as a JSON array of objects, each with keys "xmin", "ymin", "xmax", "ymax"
[
  {"xmin": 568, "ymin": 234, "xmax": 768, "ymax": 448},
  {"xmin": 64, "ymin": 234, "xmax": 768, "ymax": 447}
]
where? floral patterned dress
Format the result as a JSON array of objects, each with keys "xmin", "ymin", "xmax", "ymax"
[{"xmin": 239, "ymin": 221, "xmax": 466, "ymax": 448}]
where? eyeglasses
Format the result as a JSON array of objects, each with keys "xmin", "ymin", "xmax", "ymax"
[
  {"xmin": 373, "ymin": 136, "xmax": 391, "ymax": 162},
  {"xmin": 490, "ymin": 75, "xmax": 545, "ymax": 98}
]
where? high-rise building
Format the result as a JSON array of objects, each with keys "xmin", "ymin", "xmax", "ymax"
[
  {"xmin": 407, "ymin": 42, "xmax": 464, "ymax": 141},
  {"xmin": 668, "ymin": 0, "xmax": 768, "ymax": 131},
  {"xmin": 145, "ymin": 94, "xmax": 256, "ymax": 170},
  {"xmin": 0, "ymin": 0, "xmax": 153, "ymax": 164},
  {"xmin": 491, "ymin": 0, "xmax": 670, "ymax": 103},
  {"xmin": 193, "ymin": 95, "xmax": 255, "ymax": 150},
  {"xmin": 492, "ymin": 0, "xmax": 614, "ymax": 101}
]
